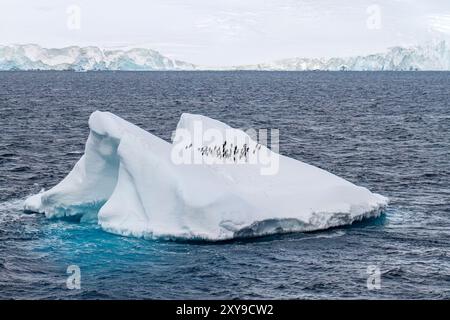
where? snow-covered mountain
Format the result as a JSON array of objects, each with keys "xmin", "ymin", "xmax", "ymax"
[
  {"xmin": 0, "ymin": 44, "xmax": 196, "ymax": 71},
  {"xmin": 1, "ymin": 41, "xmax": 450, "ymax": 71},
  {"xmin": 236, "ymin": 41, "xmax": 450, "ymax": 71}
]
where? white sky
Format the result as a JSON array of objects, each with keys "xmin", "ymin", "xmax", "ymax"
[{"xmin": 0, "ymin": 0, "xmax": 449, "ymax": 66}]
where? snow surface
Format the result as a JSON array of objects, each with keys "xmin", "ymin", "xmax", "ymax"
[{"xmin": 24, "ymin": 111, "xmax": 388, "ymax": 240}]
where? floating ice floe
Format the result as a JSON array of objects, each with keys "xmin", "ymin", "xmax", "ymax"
[{"xmin": 24, "ymin": 111, "xmax": 388, "ymax": 240}]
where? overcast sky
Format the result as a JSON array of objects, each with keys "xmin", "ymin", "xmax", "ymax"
[{"xmin": 1, "ymin": 0, "xmax": 449, "ymax": 65}]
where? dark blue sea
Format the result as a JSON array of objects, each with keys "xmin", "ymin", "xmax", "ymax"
[{"xmin": 0, "ymin": 71, "xmax": 449, "ymax": 299}]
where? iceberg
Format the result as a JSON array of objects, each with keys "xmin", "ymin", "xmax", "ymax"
[{"xmin": 24, "ymin": 111, "xmax": 388, "ymax": 240}]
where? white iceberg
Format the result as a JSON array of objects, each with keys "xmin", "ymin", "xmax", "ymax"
[{"xmin": 24, "ymin": 111, "xmax": 388, "ymax": 240}]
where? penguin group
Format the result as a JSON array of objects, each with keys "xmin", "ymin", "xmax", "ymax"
[{"xmin": 184, "ymin": 141, "xmax": 263, "ymax": 162}]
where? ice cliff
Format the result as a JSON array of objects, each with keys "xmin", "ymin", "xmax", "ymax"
[
  {"xmin": 0, "ymin": 44, "xmax": 195, "ymax": 71},
  {"xmin": 1, "ymin": 42, "xmax": 450, "ymax": 71}
]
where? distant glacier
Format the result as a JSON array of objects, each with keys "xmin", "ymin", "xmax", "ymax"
[
  {"xmin": 237, "ymin": 41, "xmax": 450, "ymax": 71},
  {"xmin": 0, "ymin": 44, "xmax": 196, "ymax": 71},
  {"xmin": 1, "ymin": 41, "xmax": 450, "ymax": 71}
]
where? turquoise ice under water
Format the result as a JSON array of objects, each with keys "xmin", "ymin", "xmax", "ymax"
[
  {"xmin": 2, "ymin": 199, "xmax": 394, "ymax": 299},
  {"xmin": 1, "ymin": 71, "xmax": 450, "ymax": 299}
]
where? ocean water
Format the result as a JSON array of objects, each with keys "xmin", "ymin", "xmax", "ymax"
[{"xmin": 0, "ymin": 71, "xmax": 449, "ymax": 299}]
